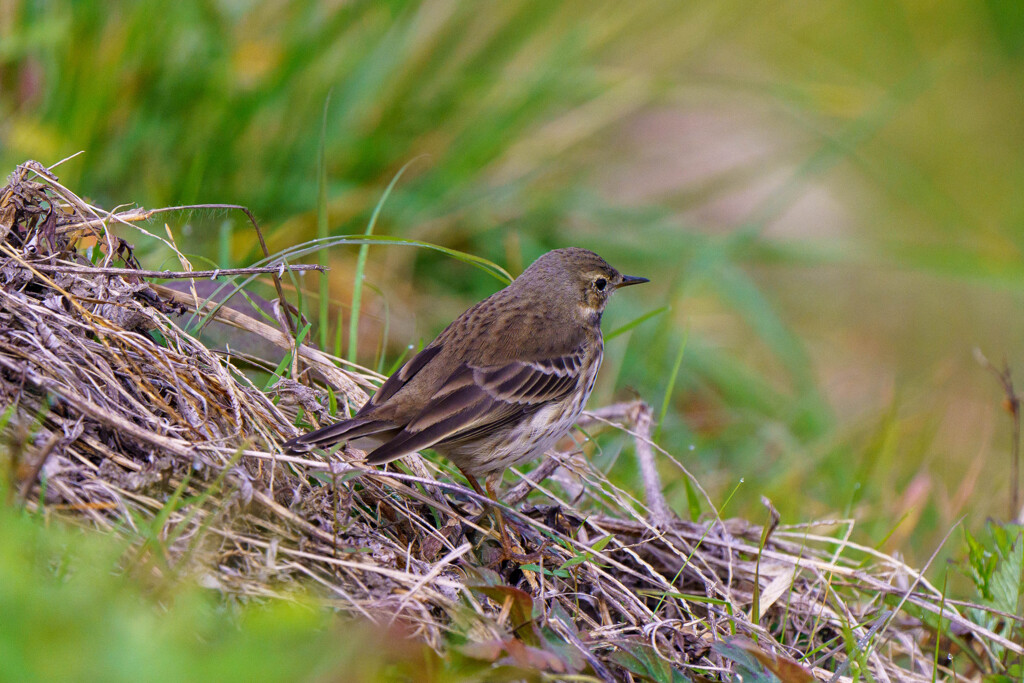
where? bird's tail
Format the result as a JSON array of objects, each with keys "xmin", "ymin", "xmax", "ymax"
[{"xmin": 282, "ymin": 417, "xmax": 394, "ymax": 454}]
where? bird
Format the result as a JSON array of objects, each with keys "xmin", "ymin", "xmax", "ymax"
[{"xmin": 283, "ymin": 247, "xmax": 648, "ymax": 559}]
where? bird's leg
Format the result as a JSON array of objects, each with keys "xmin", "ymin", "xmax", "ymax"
[
  {"xmin": 483, "ymin": 473, "xmax": 517, "ymax": 558},
  {"xmin": 459, "ymin": 469, "xmax": 541, "ymax": 563},
  {"xmin": 486, "ymin": 473, "xmax": 545, "ymax": 564},
  {"xmin": 459, "ymin": 470, "xmax": 513, "ymax": 550}
]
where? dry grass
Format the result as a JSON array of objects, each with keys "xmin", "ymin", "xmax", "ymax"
[{"xmin": 1, "ymin": 159, "xmax": 1020, "ymax": 682}]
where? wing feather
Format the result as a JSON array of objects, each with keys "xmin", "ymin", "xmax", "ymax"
[
  {"xmin": 479, "ymin": 349, "xmax": 584, "ymax": 404},
  {"xmin": 366, "ymin": 344, "xmax": 442, "ymax": 408}
]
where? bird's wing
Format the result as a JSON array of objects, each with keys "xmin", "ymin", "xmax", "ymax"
[
  {"xmin": 363, "ymin": 343, "xmax": 443, "ymax": 409},
  {"xmin": 363, "ymin": 346, "xmax": 586, "ymax": 465}
]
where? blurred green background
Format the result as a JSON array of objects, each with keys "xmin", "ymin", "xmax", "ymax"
[{"xmin": 3, "ymin": 0, "xmax": 1024, "ymax": 573}]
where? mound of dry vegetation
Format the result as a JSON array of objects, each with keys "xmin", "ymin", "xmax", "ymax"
[{"xmin": 1, "ymin": 160, "xmax": 1019, "ymax": 681}]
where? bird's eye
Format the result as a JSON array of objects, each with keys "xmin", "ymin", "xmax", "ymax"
[{"xmin": 594, "ymin": 277, "xmax": 607, "ymax": 291}]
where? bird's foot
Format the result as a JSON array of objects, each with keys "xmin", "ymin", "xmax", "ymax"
[{"xmin": 485, "ymin": 535, "xmax": 549, "ymax": 566}]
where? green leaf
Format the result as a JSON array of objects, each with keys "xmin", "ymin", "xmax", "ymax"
[
  {"xmin": 987, "ymin": 526, "xmax": 1023, "ymax": 620},
  {"xmin": 713, "ymin": 637, "xmax": 815, "ymax": 683},
  {"xmin": 518, "ymin": 563, "xmax": 571, "ymax": 579},
  {"xmin": 611, "ymin": 640, "xmax": 691, "ymax": 683}
]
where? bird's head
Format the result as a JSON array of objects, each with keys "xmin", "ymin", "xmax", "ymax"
[{"xmin": 516, "ymin": 247, "xmax": 648, "ymax": 324}]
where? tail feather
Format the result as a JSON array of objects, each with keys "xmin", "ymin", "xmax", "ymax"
[{"xmin": 282, "ymin": 417, "xmax": 394, "ymax": 454}]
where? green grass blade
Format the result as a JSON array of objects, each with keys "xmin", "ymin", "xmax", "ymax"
[
  {"xmin": 653, "ymin": 328, "xmax": 687, "ymax": 444},
  {"xmin": 333, "ymin": 304, "xmax": 345, "ymax": 358},
  {"xmin": 347, "ymin": 158, "xmax": 425, "ymax": 364},
  {"xmin": 317, "ymin": 91, "xmax": 332, "ymax": 351},
  {"xmin": 606, "ymin": 305, "xmax": 668, "ymax": 341},
  {"xmin": 279, "ymin": 235, "xmax": 512, "ymax": 283}
]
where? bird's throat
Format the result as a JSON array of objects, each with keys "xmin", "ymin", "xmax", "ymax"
[{"xmin": 578, "ymin": 304, "xmax": 603, "ymax": 327}]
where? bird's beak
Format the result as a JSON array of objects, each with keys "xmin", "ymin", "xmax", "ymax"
[{"xmin": 618, "ymin": 275, "xmax": 649, "ymax": 288}]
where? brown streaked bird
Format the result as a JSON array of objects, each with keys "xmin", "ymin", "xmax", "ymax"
[{"xmin": 283, "ymin": 247, "xmax": 648, "ymax": 558}]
